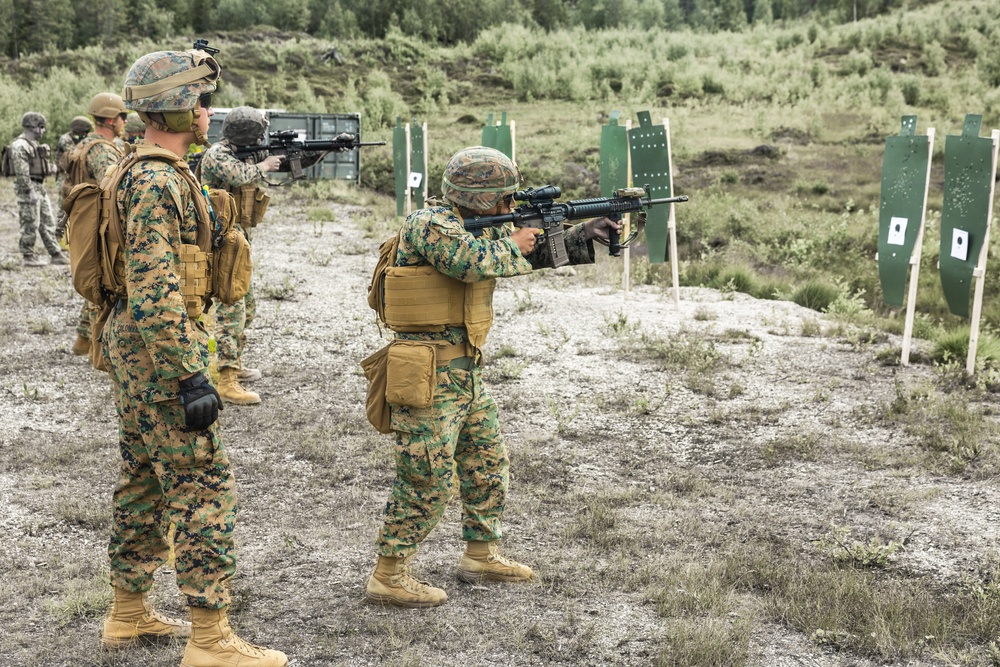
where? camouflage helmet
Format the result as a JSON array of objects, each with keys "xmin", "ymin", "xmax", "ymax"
[
  {"xmin": 441, "ymin": 146, "xmax": 521, "ymax": 211},
  {"xmin": 122, "ymin": 49, "xmax": 220, "ymax": 113},
  {"xmin": 70, "ymin": 116, "xmax": 94, "ymax": 135},
  {"xmin": 123, "ymin": 113, "xmax": 144, "ymax": 136},
  {"xmin": 21, "ymin": 111, "xmax": 46, "ymax": 129},
  {"xmin": 87, "ymin": 92, "xmax": 126, "ymax": 119},
  {"xmin": 222, "ymin": 106, "xmax": 268, "ymax": 147}
]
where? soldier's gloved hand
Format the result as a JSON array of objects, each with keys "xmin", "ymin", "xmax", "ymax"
[
  {"xmin": 178, "ymin": 372, "xmax": 223, "ymax": 431},
  {"xmin": 583, "ymin": 216, "xmax": 624, "ymax": 242},
  {"xmin": 258, "ymin": 155, "xmax": 284, "ymax": 173}
]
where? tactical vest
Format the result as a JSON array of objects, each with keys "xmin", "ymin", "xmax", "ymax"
[
  {"xmin": 17, "ymin": 138, "xmax": 50, "ymax": 178},
  {"xmin": 383, "ymin": 267, "xmax": 496, "ymax": 354}
]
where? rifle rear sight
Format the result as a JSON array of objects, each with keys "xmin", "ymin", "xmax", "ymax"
[{"xmin": 193, "ymin": 39, "xmax": 219, "ymax": 56}]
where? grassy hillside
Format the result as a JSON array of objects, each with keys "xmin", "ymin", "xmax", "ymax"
[{"xmin": 3, "ymin": 0, "xmax": 1000, "ymax": 366}]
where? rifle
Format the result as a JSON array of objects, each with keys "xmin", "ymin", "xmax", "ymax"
[
  {"xmin": 464, "ymin": 185, "xmax": 688, "ymax": 268},
  {"xmin": 192, "ymin": 130, "xmax": 386, "ymax": 179}
]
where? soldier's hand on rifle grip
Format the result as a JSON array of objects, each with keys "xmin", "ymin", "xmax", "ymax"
[
  {"xmin": 583, "ymin": 216, "xmax": 623, "ymax": 243},
  {"xmin": 259, "ymin": 155, "xmax": 284, "ymax": 173},
  {"xmin": 178, "ymin": 372, "xmax": 223, "ymax": 431},
  {"xmin": 511, "ymin": 227, "xmax": 542, "ymax": 256}
]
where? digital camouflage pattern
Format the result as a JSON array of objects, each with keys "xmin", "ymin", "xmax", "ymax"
[
  {"xmin": 200, "ymin": 141, "xmax": 265, "ymax": 370},
  {"xmin": 124, "ymin": 113, "xmax": 144, "ymax": 142},
  {"xmin": 221, "ymin": 106, "xmax": 267, "ymax": 147},
  {"xmin": 20, "ymin": 111, "xmax": 45, "ymax": 128},
  {"xmin": 54, "ymin": 131, "xmax": 81, "ymax": 201},
  {"xmin": 441, "ymin": 146, "xmax": 520, "ymax": 210},
  {"xmin": 103, "ymin": 157, "xmax": 236, "ymax": 608},
  {"xmin": 10, "ymin": 135, "xmax": 60, "ymax": 257},
  {"xmin": 123, "ymin": 50, "xmax": 218, "ymax": 112},
  {"xmin": 376, "ymin": 204, "xmax": 594, "ymax": 557}
]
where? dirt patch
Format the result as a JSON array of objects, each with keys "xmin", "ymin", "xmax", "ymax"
[{"xmin": 0, "ymin": 186, "xmax": 996, "ymax": 666}]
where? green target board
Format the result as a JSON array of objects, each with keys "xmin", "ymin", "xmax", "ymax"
[
  {"xmin": 410, "ymin": 118, "xmax": 426, "ymax": 203},
  {"xmin": 392, "ymin": 117, "xmax": 407, "ymax": 217},
  {"xmin": 600, "ymin": 110, "xmax": 628, "ymax": 197},
  {"xmin": 940, "ymin": 114, "xmax": 994, "ymax": 318},
  {"xmin": 877, "ymin": 116, "xmax": 929, "ymax": 307},
  {"xmin": 481, "ymin": 111, "xmax": 513, "ymax": 159},
  {"xmin": 628, "ymin": 111, "xmax": 674, "ymax": 264}
]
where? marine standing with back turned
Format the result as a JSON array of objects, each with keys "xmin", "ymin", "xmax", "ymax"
[
  {"xmin": 364, "ymin": 146, "xmax": 623, "ymax": 607},
  {"xmin": 10, "ymin": 112, "xmax": 68, "ymax": 267},
  {"xmin": 197, "ymin": 106, "xmax": 283, "ymax": 405},
  {"xmin": 54, "ymin": 116, "xmax": 93, "ymax": 202},
  {"xmin": 63, "ymin": 92, "xmax": 127, "ymax": 357},
  {"xmin": 99, "ymin": 46, "xmax": 287, "ymax": 667}
]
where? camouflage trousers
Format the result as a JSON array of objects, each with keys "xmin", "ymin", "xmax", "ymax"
[
  {"xmin": 213, "ymin": 281, "xmax": 256, "ymax": 370},
  {"xmin": 77, "ymin": 299, "xmax": 99, "ymax": 338},
  {"xmin": 108, "ymin": 378, "xmax": 237, "ymax": 608},
  {"xmin": 17, "ymin": 182, "xmax": 59, "ymax": 257},
  {"xmin": 377, "ymin": 364, "xmax": 508, "ymax": 558}
]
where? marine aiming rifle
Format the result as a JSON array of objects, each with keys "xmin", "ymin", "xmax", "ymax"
[
  {"xmin": 464, "ymin": 185, "xmax": 688, "ymax": 268},
  {"xmin": 192, "ymin": 130, "xmax": 386, "ymax": 180}
]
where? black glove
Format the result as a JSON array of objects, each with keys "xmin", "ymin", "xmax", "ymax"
[{"xmin": 178, "ymin": 372, "xmax": 223, "ymax": 431}]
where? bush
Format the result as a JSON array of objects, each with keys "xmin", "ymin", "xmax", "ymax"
[{"xmin": 793, "ymin": 281, "xmax": 839, "ymax": 312}]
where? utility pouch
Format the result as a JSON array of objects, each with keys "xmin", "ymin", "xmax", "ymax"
[
  {"xmin": 179, "ymin": 243, "xmax": 211, "ymax": 319},
  {"xmin": 240, "ymin": 185, "xmax": 270, "ymax": 227},
  {"xmin": 208, "ymin": 189, "xmax": 251, "ymax": 305},
  {"xmin": 89, "ymin": 301, "xmax": 113, "ymax": 372},
  {"xmin": 385, "ymin": 340, "xmax": 436, "ymax": 408},
  {"xmin": 360, "ymin": 344, "xmax": 392, "ymax": 434}
]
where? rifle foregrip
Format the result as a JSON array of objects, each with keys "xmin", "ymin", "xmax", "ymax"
[{"xmin": 608, "ymin": 226, "xmax": 621, "ymax": 257}]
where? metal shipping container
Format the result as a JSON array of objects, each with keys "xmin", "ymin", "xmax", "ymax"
[{"xmin": 207, "ymin": 109, "xmax": 363, "ymax": 184}]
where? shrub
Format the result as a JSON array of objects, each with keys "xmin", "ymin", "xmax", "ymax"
[{"xmin": 793, "ymin": 281, "xmax": 839, "ymax": 312}]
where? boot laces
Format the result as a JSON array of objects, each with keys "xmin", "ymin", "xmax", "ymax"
[
  {"xmin": 147, "ymin": 608, "xmax": 185, "ymax": 626},
  {"xmin": 394, "ymin": 563, "xmax": 436, "ymax": 593},
  {"xmin": 221, "ymin": 631, "xmax": 268, "ymax": 658}
]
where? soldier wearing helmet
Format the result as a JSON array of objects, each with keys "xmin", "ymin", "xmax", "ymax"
[
  {"xmin": 100, "ymin": 47, "xmax": 287, "ymax": 667},
  {"xmin": 60, "ymin": 93, "xmax": 128, "ymax": 357},
  {"xmin": 364, "ymin": 146, "xmax": 623, "ymax": 608},
  {"xmin": 54, "ymin": 116, "xmax": 93, "ymax": 202},
  {"xmin": 10, "ymin": 111, "xmax": 67, "ymax": 266},
  {"xmin": 123, "ymin": 113, "xmax": 144, "ymax": 143},
  {"xmin": 196, "ymin": 106, "xmax": 284, "ymax": 407}
]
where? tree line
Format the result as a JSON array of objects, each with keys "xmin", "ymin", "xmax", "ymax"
[{"xmin": 0, "ymin": 0, "xmax": 930, "ymax": 58}]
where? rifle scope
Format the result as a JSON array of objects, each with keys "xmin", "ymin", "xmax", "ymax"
[{"xmin": 515, "ymin": 185, "xmax": 560, "ymax": 202}]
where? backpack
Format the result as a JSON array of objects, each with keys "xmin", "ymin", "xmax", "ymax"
[
  {"xmin": 61, "ymin": 136, "xmax": 117, "ymax": 203},
  {"xmin": 1, "ymin": 144, "xmax": 13, "ymax": 177},
  {"xmin": 64, "ymin": 145, "xmax": 250, "ymax": 370},
  {"xmin": 367, "ymin": 230, "xmax": 401, "ymax": 323}
]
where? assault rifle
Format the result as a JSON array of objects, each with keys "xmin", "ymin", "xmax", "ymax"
[
  {"xmin": 464, "ymin": 185, "xmax": 688, "ymax": 268},
  {"xmin": 193, "ymin": 130, "xmax": 386, "ymax": 179}
]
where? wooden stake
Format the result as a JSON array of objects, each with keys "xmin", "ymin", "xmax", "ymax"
[
  {"xmin": 623, "ymin": 118, "xmax": 632, "ymax": 296},
  {"xmin": 900, "ymin": 127, "xmax": 935, "ymax": 366},
  {"xmin": 404, "ymin": 122, "xmax": 412, "ymax": 216},
  {"xmin": 665, "ymin": 118, "xmax": 680, "ymax": 308}
]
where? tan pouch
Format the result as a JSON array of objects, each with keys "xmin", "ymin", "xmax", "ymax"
[
  {"xmin": 385, "ymin": 341, "xmax": 436, "ymax": 408},
  {"xmin": 241, "ymin": 185, "xmax": 270, "ymax": 227},
  {"xmin": 360, "ymin": 344, "xmax": 392, "ymax": 434},
  {"xmin": 89, "ymin": 301, "xmax": 113, "ymax": 373},
  {"xmin": 179, "ymin": 243, "xmax": 211, "ymax": 319}
]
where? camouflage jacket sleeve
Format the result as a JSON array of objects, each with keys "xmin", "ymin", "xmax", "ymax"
[
  {"xmin": 397, "ymin": 206, "xmax": 533, "ymax": 281},
  {"xmin": 525, "ymin": 221, "xmax": 594, "ymax": 270},
  {"xmin": 120, "ymin": 163, "xmax": 208, "ymax": 379},
  {"xmin": 10, "ymin": 137, "xmax": 33, "ymax": 194},
  {"xmin": 200, "ymin": 143, "xmax": 262, "ymax": 190},
  {"xmin": 86, "ymin": 140, "xmax": 123, "ymax": 182},
  {"xmin": 54, "ymin": 134, "xmax": 74, "ymax": 173}
]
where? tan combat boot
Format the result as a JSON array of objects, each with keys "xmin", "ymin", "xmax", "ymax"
[
  {"xmin": 72, "ymin": 335, "xmax": 91, "ymax": 356},
  {"xmin": 181, "ymin": 607, "xmax": 287, "ymax": 667},
  {"xmin": 456, "ymin": 541, "xmax": 534, "ymax": 583},
  {"xmin": 236, "ymin": 367, "xmax": 262, "ymax": 383},
  {"xmin": 100, "ymin": 587, "xmax": 191, "ymax": 648},
  {"xmin": 365, "ymin": 556, "xmax": 448, "ymax": 608},
  {"xmin": 218, "ymin": 367, "xmax": 261, "ymax": 405}
]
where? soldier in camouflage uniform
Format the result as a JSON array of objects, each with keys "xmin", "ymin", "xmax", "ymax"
[
  {"xmin": 123, "ymin": 113, "xmax": 145, "ymax": 143},
  {"xmin": 11, "ymin": 112, "xmax": 68, "ymax": 267},
  {"xmin": 101, "ymin": 48, "xmax": 287, "ymax": 667},
  {"xmin": 365, "ymin": 146, "xmax": 623, "ymax": 608},
  {"xmin": 66, "ymin": 93, "xmax": 127, "ymax": 357},
  {"xmin": 53, "ymin": 116, "xmax": 93, "ymax": 205},
  {"xmin": 198, "ymin": 106, "xmax": 283, "ymax": 405}
]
